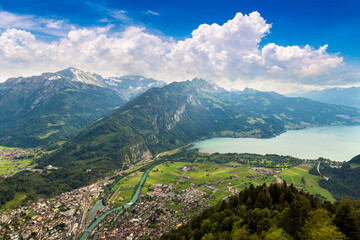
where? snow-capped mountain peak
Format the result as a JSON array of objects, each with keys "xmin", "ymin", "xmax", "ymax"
[{"xmin": 55, "ymin": 67, "xmax": 105, "ymax": 87}]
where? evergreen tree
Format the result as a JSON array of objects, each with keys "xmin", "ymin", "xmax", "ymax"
[{"xmin": 334, "ymin": 200, "xmax": 360, "ymax": 239}]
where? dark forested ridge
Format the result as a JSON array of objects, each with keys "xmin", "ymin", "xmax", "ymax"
[
  {"xmin": 162, "ymin": 184, "xmax": 360, "ymax": 240},
  {"xmin": 350, "ymin": 154, "xmax": 360, "ymax": 164},
  {"xmin": 312, "ymin": 155, "xmax": 360, "ymax": 200}
]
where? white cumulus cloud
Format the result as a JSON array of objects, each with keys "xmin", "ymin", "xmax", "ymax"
[{"xmin": 0, "ymin": 11, "xmax": 351, "ymax": 93}]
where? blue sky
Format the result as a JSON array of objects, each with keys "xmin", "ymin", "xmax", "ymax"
[
  {"xmin": 2, "ymin": 0, "xmax": 360, "ymax": 56},
  {"xmin": 0, "ymin": 0, "xmax": 359, "ymax": 92}
]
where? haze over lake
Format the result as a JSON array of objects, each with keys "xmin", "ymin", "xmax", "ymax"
[{"xmin": 193, "ymin": 125, "xmax": 360, "ymax": 162}]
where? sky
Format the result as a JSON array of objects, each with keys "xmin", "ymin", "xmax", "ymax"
[{"xmin": 0, "ymin": 0, "xmax": 360, "ymax": 93}]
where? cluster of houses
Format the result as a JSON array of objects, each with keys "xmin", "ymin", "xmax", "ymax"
[
  {"xmin": 90, "ymin": 170, "xmax": 255, "ymax": 240},
  {"xmin": 0, "ymin": 148, "xmax": 36, "ymax": 177},
  {"xmin": 93, "ymin": 184, "xmax": 213, "ymax": 239},
  {"xmin": 0, "ymin": 148, "xmax": 33, "ymax": 161},
  {"xmin": 1, "ymin": 161, "xmax": 291, "ymax": 239},
  {"xmin": 0, "ymin": 180, "xmax": 110, "ymax": 239}
]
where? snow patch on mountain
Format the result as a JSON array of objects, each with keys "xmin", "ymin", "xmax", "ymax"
[{"xmin": 55, "ymin": 67, "xmax": 105, "ymax": 87}]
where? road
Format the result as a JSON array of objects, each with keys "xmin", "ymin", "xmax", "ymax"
[
  {"xmin": 317, "ymin": 161, "xmax": 321, "ymax": 176},
  {"xmin": 317, "ymin": 161, "xmax": 329, "ymax": 180}
]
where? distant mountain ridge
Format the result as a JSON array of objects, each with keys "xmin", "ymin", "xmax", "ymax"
[
  {"xmin": 290, "ymin": 86, "xmax": 360, "ymax": 109},
  {"xmin": 5, "ymin": 67, "xmax": 105, "ymax": 87},
  {"xmin": 0, "ymin": 68, "xmax": 165, "ymax": 147},
  {"xmin": 103, "ymin": 75, "xmax": 166, "ymax": 100}
]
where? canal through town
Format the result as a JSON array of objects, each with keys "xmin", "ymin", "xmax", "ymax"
[{"xmin": 80, "ymin": 167, "xmax": 152, "ymax": 240}]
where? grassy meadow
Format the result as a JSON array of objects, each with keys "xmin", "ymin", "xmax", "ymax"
[{"xmin": 278, "ymin": 165, "xmax": 335, "ymax": 201}]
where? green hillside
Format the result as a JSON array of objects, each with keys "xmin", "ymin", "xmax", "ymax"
[
  {"xmin": 41, "ymin": 79, "xmax": 360, "ymax": 173},
  {"xmin": 278, "ymin": 165, "xmax": 335, "ymax": 201},
  {"xmin": 311, "ymin": 155, "xmax": 360, "ymax": 200}
]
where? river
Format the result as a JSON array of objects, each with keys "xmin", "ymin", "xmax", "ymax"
[
  {"xmin": 80, "ymin": 168, "xmax": 152, "ymax": 240},
  {"xmin": 193, "ymin": 125, "xmax": 360, "ymax": 162}
]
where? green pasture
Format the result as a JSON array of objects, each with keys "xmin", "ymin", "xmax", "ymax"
[
  {"xmin": 145, "ymin": 162, "xmax": 187, "ymax": 187},
  {"xmin": 116, "ymin": 173, "xmax": 142, "ymax": 187},
  {"xmin": 278, "ymin": 165, "xmax": 335, "ymax": 201},
  {"xmin": 1, "ymin": 193, "xmax": 27, "ymax": 210},
  {"xmin": 165, "ymin": 203, "xmax": 182, "ymax": 210},
  {"xmin": 143, "ymin": 161, "xmax": 265, "ymax": 201},
  {"xmin": 110, "ymin": 187, "xmax": 134, "ymax": 205},
  {"xmin": 38, "ymin": 130, "xmax": 59, "ymax": 139},
  {"xmin": 0, "ymin": 159, "xmax": 33, "ymax": 175},
  {"xmin": 110, "ymin": 172, "xmax": 144, "ymax": 204},
  {"xmin": 350, "ymin": 163, "xmax": 360, "ymax": 168}
]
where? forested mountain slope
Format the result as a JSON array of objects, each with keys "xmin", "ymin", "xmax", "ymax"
[
  {"xmin": 41, "ymin": 78, "xmax": 360, "ymax": 173},
  {"xmin": 0, "ymin": 68, "xmax": 125, "ymax": 147},
  {"xmin": 162, "ymin": 183, "xmax": 360, "ymax": 240},
  {"xmin": 311, "ymin": 154, "xmax": 360, "ymax": 200}
]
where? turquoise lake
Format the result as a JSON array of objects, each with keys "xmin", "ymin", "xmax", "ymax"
[{"xmin": 193, "ymin": 125, "xmax": 360, "ymax": 162}]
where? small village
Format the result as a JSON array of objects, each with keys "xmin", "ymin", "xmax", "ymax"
[
  {"xmin": 90, "ymin": 184, "xmax": 214, "ymax": 239},
  {"xmin": 0, "ymin": 148, "xmax": 34, "ymax": 161},
  {"xmin": 0, "ymin": 148, "xmax": 39, "ymax": 177},
  {"xmin": 85, "ymin": 163, "xmax": 262, "ymax": 240},
  {"xmin": 0, "ymin": 179, "xmax": 111, "ymax": 239},
  {"xmin": 0, "ymin": 170, "xmax": 244, "ymax": 240}
]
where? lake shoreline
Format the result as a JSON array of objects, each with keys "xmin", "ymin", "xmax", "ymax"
[{"xmin": 193, "ymin": 125, "xmax": 360, "ymax": 162}]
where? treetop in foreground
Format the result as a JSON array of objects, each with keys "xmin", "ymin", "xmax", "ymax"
[{"xmin": 161, "ymin": 183, "xmax": 360, "ymax": 240}]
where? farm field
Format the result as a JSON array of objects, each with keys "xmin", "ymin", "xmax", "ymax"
[
  {"xmin": 0, "ymin": 146, "xmax": 38, "ymax": 176},
  {"xmin": 109, "ymin": 172, "xmax": 143, "ymax": 206},
  {"xmin": 145, "ymin": 161, "xmax": 259, "ymax": 186},
  {"xmin": 120, "ymin": 160, "xmax": 276, "ymax": 203},
  {"xmin": 107, "ymin": 157, "xmax": 336, "ymax": 210},
  {"xmin": 1, "ymin": 193, "xmax": 27, "ymax": 210},
  {"xmin": 278, "ymin": 165, "xmax": 335, "ymax": 201},
  {"xmin": 0, "ymin": 159, "xmax": 34, "ymax": 175}
]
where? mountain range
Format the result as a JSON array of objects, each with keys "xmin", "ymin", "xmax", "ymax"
[
  {"xmin": 37, "ymin": 78, "xmax": 360, "ymax": 188},
  {"xmin": 0, "ymin": 68, "xmax": 165, "ymax": 147},
  {"xmin": 290, "ymin": 86, "xmax": 360, "ymax": 109}
]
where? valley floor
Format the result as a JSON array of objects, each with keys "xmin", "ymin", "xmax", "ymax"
[
  {"xmin": 0, "ymin": 148, "xmax": 337, "ymax": 239},
  {"xmin": 0, "ymin": 147, "xmax": 39, "ymax": 177}
]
